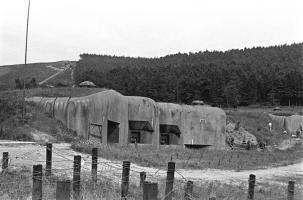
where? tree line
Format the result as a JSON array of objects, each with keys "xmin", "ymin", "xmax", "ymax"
[{"xmin": 75, "ymin": 43, "xmax": 303, "ymax": 106}]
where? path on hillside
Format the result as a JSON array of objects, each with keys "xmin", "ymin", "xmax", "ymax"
[
  {"xmin": 38, "ymin": 65, "xmax": 69, "ymax": 85},
  {"xmin": 45, "ymin": 65, "xmax": 63, "ymax": 71},
  {"xmin": 0, "ymin": 142, "xmax": 302, "ymax": 189}
]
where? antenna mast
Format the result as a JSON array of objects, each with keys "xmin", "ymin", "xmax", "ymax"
[{"xmin": 22, "ymin": 0, "xmax": 30, "ymax": 121}]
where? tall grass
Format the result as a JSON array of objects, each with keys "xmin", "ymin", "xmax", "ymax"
[
  {"xmin": 0, "ymin": 167, "xmax": 301, "ymax": 200},
  {"xmin": 0, "ymin": 167, "xmax": 132, "ymax": 200},
  {"xmin": 0, "ymin": 91, "xmax": 77, "ymax": 142},
  {"xmin": 71, "ymin": 140, "xmax": 303, "ymax": 170}
]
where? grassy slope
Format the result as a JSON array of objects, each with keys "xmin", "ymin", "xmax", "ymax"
[
  {"xmin": 0, "ymin": 88, "xmax": 106, "ymax": 142},
  {"xmin": 0, "ymin": 87, "xmax": 106, "ymax": 121},
  {"xmin": 26, "ymin": 87, "xmax": 107, "ymax": 97},
  {"xmin": 0, "ymin": 61, "xmax": 73, "ymax": 90},
  {"xmin": 0, "ymin": 87, "xmax": 107, "ymax": 99},
  {"xmin": 44, "ymin": 68, "xmax": 74, "ymax": 86},
  {"xmin": 0, "ymin": 97, "xmax": 77, "ymax": 142},
  {"xmin": 72, "ymin": 140, "xmax": 303, "ymax": 170}
]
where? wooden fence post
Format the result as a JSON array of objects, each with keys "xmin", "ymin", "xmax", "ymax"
[
  {"xmin": 56, "ymin": 180, "xmax": 71, "ymax": 200},
  {"xmin": 121, "ymin": 160, "xmax": 131, "ymax": 199},
  {"xmin": 143, "ymin": 181, "xmax": 158, "ymax": 200},
  {"xmin": 287, "ymin": 180, "xmax": 295, "ymax": 200},
  {"xmin": 46, "ymin": 143, "xmax": 52, "ymax": 176},
  {"xmin": 73, "ymin": 155, "xmax": 81, "ymax": 200},
  {"xmin": 247, "ymin": 174, "xmax": 256, "ymax": 200},
  {"xmin": 184, "ymin": 180, "xmax": 193, "ymax": 200},
  {"xmin": 140, "ymin": 171, "xmax": 146, "ymax": 188},
  {"xmin": 92, "ymin": 148, "xmax": 98, "ymax": 182},
  {"xmin": 2, "ymin": 152, "xmax": 8, "ymax": 170},
  {"xmin": 164, "ymin": 161, "xmax": 175, "ymax": 200},
  {"xmin": 32, "ymin": 164, "xmax": 43, "ymax": 200}
]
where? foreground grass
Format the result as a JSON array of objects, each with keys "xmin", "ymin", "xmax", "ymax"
[
  {"xmin": 0, "ymin": 167, "xmax": 129, "ymax": 200},
  {"xmin": 1, "ymin": 167, "xmax": 301, "ymax": 200},
  {"xmin": 71, "ymin": 140, "xmax": 303, "ymax": 170}
]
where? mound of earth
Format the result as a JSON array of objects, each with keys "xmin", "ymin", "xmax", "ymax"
[{"xmin": 226, "ymin": 122, "xmax": 258, "ymax": 145}]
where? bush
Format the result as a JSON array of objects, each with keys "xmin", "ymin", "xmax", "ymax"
[{"xmin": 0, "ymin": 127, "xmax": 34, "ymax": 141}]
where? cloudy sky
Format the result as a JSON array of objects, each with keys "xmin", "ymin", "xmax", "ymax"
[{"xmin": 0, "ymin": 0, "xmax": 302, "ymax": 65}]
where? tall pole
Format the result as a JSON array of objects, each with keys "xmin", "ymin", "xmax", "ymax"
[
  {"xmin": 25, "ymin": 0, "xmax": 30, "ymax": 65},
  {"xmin": 22, "ymin": 0, "xmax": 30, "ymax": 121}
]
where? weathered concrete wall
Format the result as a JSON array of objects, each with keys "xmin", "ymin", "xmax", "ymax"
[
  {"xmin": 86, "ymin": 90, "xmax": 129, "ymax": 144},
  {"xmin": 54, "ymin": 98, "xmax": 68, "ymax": 124},
  {"xmin": 158, "ymin": 103, "xmax": 226, "ymax": 149},
  {"xmin": 190, "ymin": 106, "xmax": 226, "ymax": 149},
  {"xmin": 158, "ymin": 103, "xmax": 183, "ymax": 145},
  {"xmin": 269, "ymin": 114, "xmax": 303, "ymax": 134},
  {"xmin": 26, "ymin": 89, "xmax": 226, "ymax": 149},
  {"xmin": 127, "ymin": 96, "xmax": 160, "ymax": 147},
  {"xmin": 268, "ymin": 114, "xmax": 286, "ymax": 131}
]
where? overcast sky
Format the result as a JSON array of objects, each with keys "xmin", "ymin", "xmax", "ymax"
[{"xmin": 0, "ymin": 0, "xmax": 302, "ymax": 65}]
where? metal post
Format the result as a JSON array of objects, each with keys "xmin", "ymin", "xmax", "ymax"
[
  {"xmin": 184, "ymin": 181, "xmax": 193, "ymax": 200},
  {"xmin": 92, "ymin": 148, "xmax": 98, "ymax": 182},
  {"xmin": 45, "ymin": 143, "xmax": 52, "ymax": 176},
  {"xmin": 121, "ymin": 161, "xmax": 130, "ymax": 199},
  {"xmin": 140, "ymin": 172, "xmax": 146, "ymax": 188},
  {"xmin": 247, "ymin": 174, "xmax": 256, "ymax": 200},
  {"xmin": 73, "ymin": 155, "xmax": 81, "ymax": 200},
  {"xmin": 287, "ymin": 181, "xmax": 295, "ymax": 200},
  {"xmin": 164, "ymin": 162, "xmax": 175, "ymax": 200},
  {"xmin": 2, "ymin": 152, "xmax": 8, "ymax": 170},
  {"xmin": 32, "ymin": 164, "xmax": 43, "ymax": 200}
]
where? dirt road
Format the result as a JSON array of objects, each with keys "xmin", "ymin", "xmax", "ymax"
[{"xmin": 0, "ymin": 142, "xmax": 302, "ymax": 188}]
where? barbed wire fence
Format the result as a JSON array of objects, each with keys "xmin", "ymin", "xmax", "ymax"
[{"xmin": 0, "ymin": 143, "xmax": 298, "ymax": 200}]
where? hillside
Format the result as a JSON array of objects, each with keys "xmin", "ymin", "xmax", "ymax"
[
  {"xmin": 75, "ymin": 43, "xmax": 303, "ymax": 106},
  {"xmin": 0, "ymin": 61, "xmax": 75, "ymax": 90}
]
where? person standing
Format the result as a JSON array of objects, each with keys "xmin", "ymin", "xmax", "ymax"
[{"xmin": 268, "ymin": 122, "xmax": 272, "ymax": 131}]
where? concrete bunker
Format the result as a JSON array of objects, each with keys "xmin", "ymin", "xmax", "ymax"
[{"xmin": 26, "ymin": 89, "xmax": 226, "ymax": 150}]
